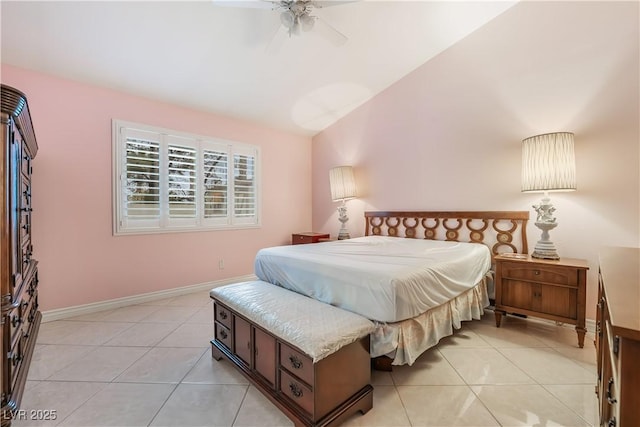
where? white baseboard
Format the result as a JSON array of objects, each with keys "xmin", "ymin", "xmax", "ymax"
[
  {"xmin": 41, "ymin": 274, "xmax": 258, "ymax": 323},
  {"xmin": 486, "ymin": 306, "xmax": 597, "ymax": 334},
  {"xmin": 523, "ymin": 317, "xmax": 596, "ymax": 334},
  {"xmin": 558, "ymin": 318, "xmax": 596, "ymax": 334},
  {"xmin": 43, "ymin": 278, "xmax": 599, "ymax": 334}
]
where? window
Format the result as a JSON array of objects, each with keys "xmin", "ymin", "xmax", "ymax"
[{"xmin": 113, "ymin": 120, "xmax": 260, "ymax": 235}]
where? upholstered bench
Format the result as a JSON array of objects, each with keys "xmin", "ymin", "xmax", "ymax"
[{"xmin": 210, "ymin": 280, "xmax": 375, "ymax": 427}]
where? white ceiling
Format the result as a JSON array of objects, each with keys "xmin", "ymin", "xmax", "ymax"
[{"xmin": 1, "ymin": 1, "xmax": 516, "ymax": 136}]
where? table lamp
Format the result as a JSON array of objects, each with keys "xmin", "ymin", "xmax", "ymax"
[
  {"xmin": 522, "ymin": 132, "xmax": 576, "ymax": 259},
  {"xmin": 329, "ymin": 165, "xmax": 357, "ymax": 240}
]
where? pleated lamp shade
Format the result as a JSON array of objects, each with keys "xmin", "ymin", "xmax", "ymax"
[
  {"xmin": 522, "ymin": 132, "xmax": 577, "ymax": 192},
  {"xmin": 329, "ymin": 166, "xmax": 357, "ymax": 201}
]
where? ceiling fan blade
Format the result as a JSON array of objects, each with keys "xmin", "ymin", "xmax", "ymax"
[
  {"xmin": 265, "ymin": 24, "xmax": 289, "ymax": 54},
  {"xmin": 310, "ymin": 1, "xmax": 358, "ymax": 9},
  {"xmin": 211, "ymin": 0, "xmax": 278, "ymax": 9},
  {"xmin": 313, "ymin": 16, "xmax": 347, "ymax": 46}
]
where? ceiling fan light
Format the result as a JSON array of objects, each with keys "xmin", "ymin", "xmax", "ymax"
[
  {"xmin": 280, "ymin": 10, "xmax": 294, "ymax": 28},
  {"xmin": 290, "ymin": 2, "xmax": 306, "ymax": 15},
  {"xmin": 291, "ymin": 19, "xmax": 302, "ymax": 35},
  {"xmin": 300, "ymin": 14, "xmax": 315, "ymax": 31}
]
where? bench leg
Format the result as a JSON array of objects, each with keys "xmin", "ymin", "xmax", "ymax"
[
  {"xmin": 357, "ymin": 386, "xmax": 373, "ymax": 415},
  {"xmin": 316, "ymin": 385, "xmax": 374, "ymax": 427},
  {"xmin": 211, "ymin": 341, "xmax": 223, "ymax": 361}
]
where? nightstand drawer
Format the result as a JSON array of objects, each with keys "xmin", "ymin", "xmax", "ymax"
[{"xmin": 501, "ymin": 262, "xmax": 578, "ymax": 286}]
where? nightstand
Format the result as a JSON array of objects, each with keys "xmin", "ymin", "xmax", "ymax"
[
  {"xmin": 291, "ymin": 232, "xmax": 330, "ymax": 245},
  {"xmin": 494, "ymin": 254, "xmax": 589, "ymax": 348}
]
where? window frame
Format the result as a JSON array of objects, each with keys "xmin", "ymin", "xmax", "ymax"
[{"xmin": 112, "ymin": 120, "xmax": 261, "ymax": 236}]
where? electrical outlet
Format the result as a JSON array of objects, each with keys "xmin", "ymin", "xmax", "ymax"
[{"xmin": 218, "ymin": 259, "xmax": 224, "ymax": 270}]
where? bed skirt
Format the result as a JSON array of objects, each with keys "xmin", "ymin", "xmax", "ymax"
[{"xmin": 370, "ymin": 277, "xmax": 490, "ymax": 366}]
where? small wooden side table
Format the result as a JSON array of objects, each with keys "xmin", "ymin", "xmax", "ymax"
[
  {"xmin": 291, "ymin": 232, "xmax": 330, "ymax": 245},
  {"xmin": 494, "ymin": 254, "xmax": 589, "ymax": 348}
]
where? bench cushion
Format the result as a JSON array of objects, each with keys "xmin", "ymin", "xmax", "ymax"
[{"xmin": 210, "ymin": 281, "xmax": 376, "ymax": 362}]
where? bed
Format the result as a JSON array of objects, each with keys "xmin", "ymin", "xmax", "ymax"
[{"xmin": 255, "ymin": 211, "xmax": 529, "ymax": 366}]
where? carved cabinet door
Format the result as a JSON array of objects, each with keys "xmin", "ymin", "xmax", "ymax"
[
  {"xmin": 234, "ymin": 316, "xmax": 251, "ymax": 367},
  {"xmin": 253, "ymin": 328, "xmax": 276, "ymax": 388}
]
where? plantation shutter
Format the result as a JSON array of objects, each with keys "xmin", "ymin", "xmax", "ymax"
[
  {"xmin": 120, "ymin": 128, "xmax": 161, "ymax": 230},
  {"xmin": 202, "ymin": 141, "xmax": 229, "ymax": 225},
  {"xmin": 114, "ymin": 120, "xmax": 260, "ymax": 234},
  {"xmin": 166, "ymin": 136, "xmax": 197, "ymax": 226},
  {"xmin": 233, "ymin": 146, "xmax": 258, "ymax": 224}
]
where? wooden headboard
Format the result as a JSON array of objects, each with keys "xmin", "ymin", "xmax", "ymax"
[{"xmin": 365, "ymin": 211, "xmax": 529, "ymax": 257}]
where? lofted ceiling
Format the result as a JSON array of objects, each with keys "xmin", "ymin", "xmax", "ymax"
[{"xmin": 1, "ymin": 1, "xmax": 516, "ymax": 136}]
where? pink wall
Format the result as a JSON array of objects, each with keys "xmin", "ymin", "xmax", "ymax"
[
  {"xmin": 312, "ymin": 2, "xmax": 639, "ymax": 320},
  {"xmin": 2, "ymin": 65, "xmax": 312, "ymax": 311}
]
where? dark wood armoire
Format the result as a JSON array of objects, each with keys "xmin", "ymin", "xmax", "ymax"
[{"xmin": 1, "ymin": 85, "xmax": 40, "ymax": 426}]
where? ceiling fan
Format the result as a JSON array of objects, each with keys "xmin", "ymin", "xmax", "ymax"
[{"xmin": 213, "ymin": 0, "xmax": 353, "ymax": 47}]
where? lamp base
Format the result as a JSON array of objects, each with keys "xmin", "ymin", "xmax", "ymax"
[
  {"xmin": 531, "ymin": 243, "xmax": 560, "ymax": 260},
  {"xmin": 336, "ymin": 202, "xmax": 350, "ymax": 240},
  {"xmin": 337, "ymin": 228, "xmax": 350, "ymax": 240},
  {"xmin": 531, "ymin": 220, "xmax": 560, "ymax": 260}
]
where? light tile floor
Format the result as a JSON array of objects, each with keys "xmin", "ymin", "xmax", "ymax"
[{"xmin": 14, "ymin": 290, "xmax": 599, "ymax": 426}]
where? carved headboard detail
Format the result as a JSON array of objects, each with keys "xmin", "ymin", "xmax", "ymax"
[{"xmin": 364, "ymin": 211, "xmax": 529, "ymax": 257}]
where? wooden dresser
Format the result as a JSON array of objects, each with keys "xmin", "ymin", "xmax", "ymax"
[
  {"xmin": 596, "ymin": 247, "xmax": 640, "ymax": 427},
  {"xmin": 1, "ymin": 85, "xmax": 41, "ymax": 426}
]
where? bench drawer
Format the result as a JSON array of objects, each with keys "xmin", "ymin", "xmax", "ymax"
[
  {"xmin": 214, "ymin": 303, "xmax": 232, "ymax": 328},
  {"xmin": 280, "ymin": 342, "xmax": 313, "ymax": 386},
  {"xmin": 280, "ymin": 369, "xmax": 314, "ymax": 415},
  {"xmin": 215, "ymin": 323, "xmax": 232, "ymax": 350}
]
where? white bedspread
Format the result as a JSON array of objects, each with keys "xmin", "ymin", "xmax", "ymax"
[{"xmin": 254, "ymin": 236, "xmax": 491, "ymax": 323}]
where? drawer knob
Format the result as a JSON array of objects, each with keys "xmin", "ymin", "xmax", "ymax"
[
  {"xmin": 288, "ymin": 355, "xmax": 303, "ymax": 369},
  {"xmin": 9, "ymin": 352, "xmax": 22, "ymax": 366},
  {"xmin": 219, "ymin": 311, "xmax": 228, "ymax": 320},
  {"xmin": 608, "ymin": 417, "xmax": 616, "ymax": 427},
  {"xmin": 219, "ymin": 329, "xmax": 227, "ymax": 340},
  {"xmin": 289, "ymin": 382, "xmax": 303, "ymax": 398},
  {"xmin": 11, "ymin": 315, "xmax": 22, "ymax": 327},
  {"xmin": 606, "ymin": 377, "xmax": 617, "ymax": 404},
  {"xmin": 534, "ymin": 270, "xmax": 540, "ymax": 275}
]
